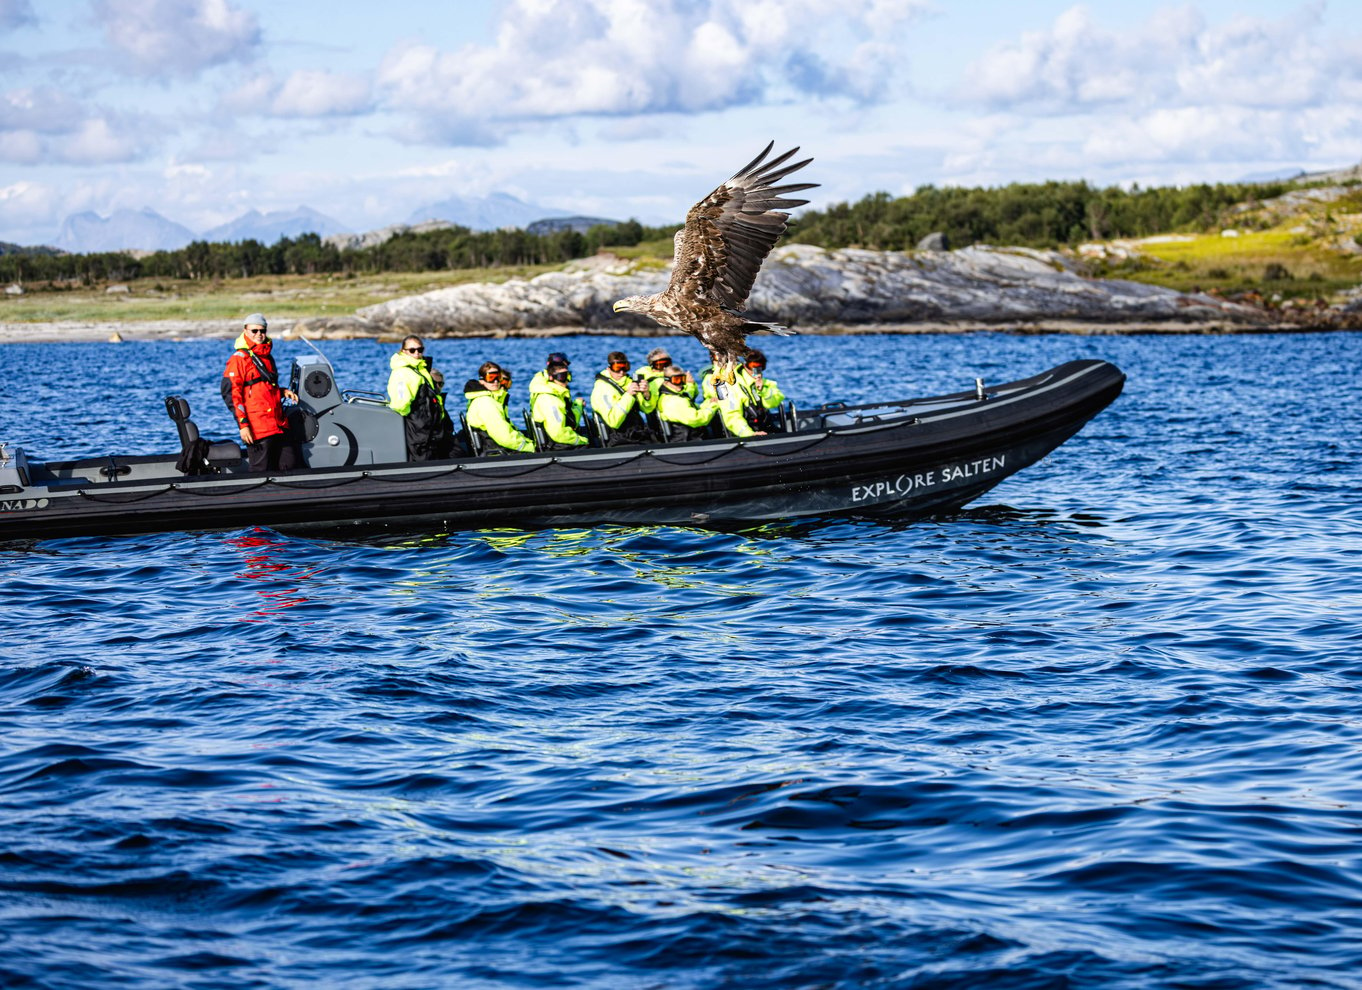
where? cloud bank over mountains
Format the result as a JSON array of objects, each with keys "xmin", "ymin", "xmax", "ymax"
[
  {"xmin": 2, "ymin": 0, "xmax": 1361, "ymax": 247},
  {"xmin": 48, "ymin": 194, "xmax": 579, "ymax": 254}
]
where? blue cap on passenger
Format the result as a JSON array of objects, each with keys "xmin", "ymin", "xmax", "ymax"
[{"xmin": 244, "ymin": 313, "xmax": 268, "ymax": 329}]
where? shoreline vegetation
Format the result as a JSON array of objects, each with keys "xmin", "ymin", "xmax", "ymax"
[{"xmin": 4, "ymin": 171, "xmax": 1362, "ymax": 343}]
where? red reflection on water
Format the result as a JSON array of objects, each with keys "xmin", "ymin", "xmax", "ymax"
[{"xmin": 228, "ymin": 528, "xmax": 316, "ymax": 620}]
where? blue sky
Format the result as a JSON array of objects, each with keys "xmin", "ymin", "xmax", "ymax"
[{"xmin": 3, "ymin": 0, "xmax": 1362, "ymax": 245}]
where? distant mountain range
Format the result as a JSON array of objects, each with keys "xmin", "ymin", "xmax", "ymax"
[
  {"xmin": 200, "ymin": 207, "xmax": 350, "ymax": 245},
  {"xmin": 405, "ymin": 192, "xmax": 571, "ymax": 231},
  {"xmin": 48, "ymin": 206, "xmax": 350, "ymax": 254},
  {"xmin": 54, "ymin": 208, "xmax": 197, "ymax": 254},
  {"xmin": 28, "ymin": 192, "xmax": 620, "ymax": 255}
]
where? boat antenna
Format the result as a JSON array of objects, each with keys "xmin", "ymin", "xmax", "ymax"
[{"xmin": 297, "ymin": 332, "xmax": 332, "ymax": 365}]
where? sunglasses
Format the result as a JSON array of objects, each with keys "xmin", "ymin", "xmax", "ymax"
[
  {"xmin": 651, "ymin": 359, "xmax": 670, "ymax": 368},
  {"xmin": 610, "ymin": 362, "xmax": 630, "ymax": 371},
  {"xmin": 405, "ymin": 346, "xmax": 424, "ymax": 354},
  {"xmin": 246, "ymin": 328, "xmax": 267, "ymax": 335},
  {"xmin": 668, "ymin": 376, "xmax": 687, "ymax": 385},
  {"xmin": 746, "ymin": 363, "xmax": 765, "ymax": 371},
  {"xmin": 483, "ymin": 372, "xmax": 502, "ymax": 382},
  {"xmin": 550, "ymin": 371, "xmax": 571, "ymax": 382}
]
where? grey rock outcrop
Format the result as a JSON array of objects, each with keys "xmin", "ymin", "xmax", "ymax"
[
  {"xmin": 325, "ymin": 220, "xmax": 460, "ymax": 252},
  {"xmin": 526, "ymin": 216, "xmax": 622, "ymax": 236},
  {"xmin": 330, "ymin": 244, "xmax": 1272, "ymax": 337}
]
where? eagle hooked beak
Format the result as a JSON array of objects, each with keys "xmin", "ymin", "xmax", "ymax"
[{"xmin": 612, "ymin": 300, "xmax": 627, "ymax": 313}]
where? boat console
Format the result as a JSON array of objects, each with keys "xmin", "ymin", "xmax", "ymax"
[{"xmin": 289, "ymin": 354, "xmax": 406, "ymax": 468}]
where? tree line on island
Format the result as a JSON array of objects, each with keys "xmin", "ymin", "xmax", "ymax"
[{"xmin": 0, "ymin": 178, "xmax": 1297, "ymax": 285}]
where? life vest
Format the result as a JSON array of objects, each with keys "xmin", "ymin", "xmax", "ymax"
[
  {"xmin": 405, "ymin": 381, "xmax": 454, "ymax": 460},
  {"xmin": 593, "ymin": 372, "xmax": 658, "ymax": 446}
]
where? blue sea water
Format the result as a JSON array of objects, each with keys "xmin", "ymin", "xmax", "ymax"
[{"xmin": 1, "ymin": 330, "xmax": 1360, "ymax": 989}]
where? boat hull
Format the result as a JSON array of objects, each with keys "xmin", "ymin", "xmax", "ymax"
[{"xmin": 0, "ymin": 360, "xmax": 1124, "ymax": 540}]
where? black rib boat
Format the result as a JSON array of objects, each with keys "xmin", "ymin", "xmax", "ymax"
[{"xmin": 0, "ymin": 355, "xmax": 1124, "ymax": 541}]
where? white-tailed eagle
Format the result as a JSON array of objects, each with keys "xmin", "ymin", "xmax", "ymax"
[{"xmin": 612, "ymin": 143, "xmax": 817, "ymax": 381}]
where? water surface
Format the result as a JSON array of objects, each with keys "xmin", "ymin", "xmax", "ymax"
[{"xmin": 2, "ymin": 331, "xmax": 1360, "ymax": 989}]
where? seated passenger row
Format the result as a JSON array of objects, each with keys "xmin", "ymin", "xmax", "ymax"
[{"xmin": 387, "ymin": 338, "xmax": 789, "ymax": 459}]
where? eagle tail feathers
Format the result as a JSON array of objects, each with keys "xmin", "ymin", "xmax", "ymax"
[{"xmin": 742, "ymin": 320, "xmax": 795, "ymax": 337}]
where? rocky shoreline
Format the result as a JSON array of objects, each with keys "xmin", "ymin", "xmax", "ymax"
[{"xmin": 3, "ymin": 244, "xmax": 1356, "ymax": 344}]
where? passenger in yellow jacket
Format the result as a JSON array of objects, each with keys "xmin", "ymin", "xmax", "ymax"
[
  {"xmin": 387, "ymin": 335, "xmax": 453, "ymax": 460},
  {"xmin": 697, "ymin": 363, "xmax": 764, "ymax": 438},
  {"xmin": 703, "ymin": 351, "xmax": 783, "ymax": 436},
  {"xmin": 590, "ymin": 351, "xmax": 658, "ymax": 446},
  {"xmin": 527, "ymin": 350, "xmax": 571, "ymax": 396},
  {"xmin": 701, "ymin": 350, "xmax": 784, "ymax": 412},
  {"xmin": 640, "ymin": 346, "xmax": 697, "ymax": 410},
  {"xmin": 742, "ymin": 349, "xmax": 786, "ymax": 412},
  {"xmin": 464, "ymin": 362, "xmax": 534, "ymax": 454},
  {"xmin": 655, "ymin": 365, "xmax": 718, "ymax": 442},
  {"xmin": 530, "ymin": 362, "xmax": 588, "ymax": 449}
]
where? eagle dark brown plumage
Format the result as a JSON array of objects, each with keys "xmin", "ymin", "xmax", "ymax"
[{"xmin": 613, "ymin": 142, "xmax": 817, "ymax": 381}]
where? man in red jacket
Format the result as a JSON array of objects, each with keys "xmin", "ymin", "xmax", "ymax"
[{"xmin": 224, "ymin": 313, "xmax": 299, "ymax": 472}]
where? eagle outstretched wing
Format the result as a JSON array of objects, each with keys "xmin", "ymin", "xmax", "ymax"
[{"xmin": 668, "ymin": 142, "xmax": 817, "ymax": 313}]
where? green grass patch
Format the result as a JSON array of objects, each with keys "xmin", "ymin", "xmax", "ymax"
[
  {"xmin": 608, "ymin": 237, "xmax": 676, "ymax": 261},
  {"xmin": 1100, "ymin": 228, "xmax": 1362, "ymax": 298},
  {"xmin": 0, "ymin": 264, "xmax": 563, "ymax": 324}
]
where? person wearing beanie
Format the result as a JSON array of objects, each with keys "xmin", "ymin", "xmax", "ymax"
[{"xmin": 222, "ymin": 313, "xmax": 299, "ymax": 472}]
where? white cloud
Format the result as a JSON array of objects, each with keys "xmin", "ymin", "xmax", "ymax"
[
  {"xmin": 1, "ymin": 88, "xmax": 155, "ymax": 164},
  {"xmin": 273, "ymin": 69, "xmax": 371, "ymax": 117},
  {"xmin": 934, "ymin": 4, "xmax": 1362, "ymax": 185},
  {"xmin": 957, "ymin": 3, "xmax": 1362, "ymax": 114},
  {"xmin": 374, "ymin": 0, "xmax": 930, "ymax": 146},
  {"xmin": 1, "ymin": 87, "xmax": 86, "ymax": 133},
  {"xmin": 0, "ymin": 129, "xmax": 41, "ymax": 163},
  {"xmin": 1081, "ymin": 104, "xmax": 1362, "ymax": 168},
  {"xmin": 0, "ymin": 180, "xmax": 56, "ymax": 226},
  {"xmin": 62, "ymin": 117, "xmax": 146, "ymax": 163},
  {"xmin": 223, "ymin": 69, "xmax": 372, "ymax": 118},
  {"xmin": 93, "ymin": 0, "xmax": 260, "ymax": 78}
]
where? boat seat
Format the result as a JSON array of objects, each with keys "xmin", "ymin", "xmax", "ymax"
[
  {"xmin": 164, "ymin": 395, "xmax": 243, "ymax": 474},
  {"xmin": 523, "ymin": 410, "xmax": 549, "ymax": 451},
  {"xmin": 645, "ymin": 411, "xmax": 668, "ymax": 444},
  {"xmin": 585, "ymin": 412, "xmax": 606, "ymax": 448},
  {"xmin": 459, "ymin": 414, "xmax": 484, "ymax": 457}
]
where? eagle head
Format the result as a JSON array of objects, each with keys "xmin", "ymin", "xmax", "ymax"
[{"xmin": 612, "ymin": 295, "xmax": 645, "ymax": 315}]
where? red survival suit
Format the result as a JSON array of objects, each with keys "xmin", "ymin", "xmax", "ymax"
[{"xmin": 224, "ymin": 332, "xmax": 289, "ymax": 440}]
